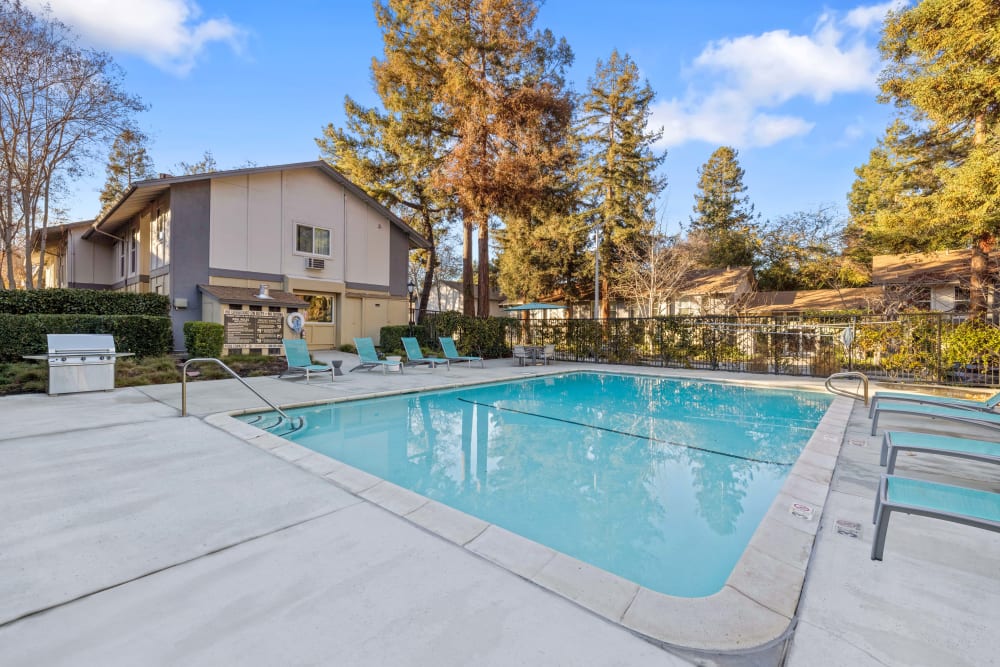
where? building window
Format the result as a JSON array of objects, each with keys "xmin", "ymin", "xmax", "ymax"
[
  {"xmin": 303, "ymin": 295, "xmax": 334, "ymax": 323},
  {"xmin": 118, "ymin": 240, "xmax": 126, "ymax": 278},
  {"xmin": 129, "ymin": 227, "xmax": 138, "ymax": 274},
  {"xmin": 296, "ymin": 224, "xmax": 331, "ymax": 256},
  {"xmin": 151, "ymin": 207, "xmax": 169, "ymax": 269}
]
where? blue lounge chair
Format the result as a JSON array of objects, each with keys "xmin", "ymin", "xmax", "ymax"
[
  {"xmin": 402, "ymin": 337, "xmax": 448, "ymax": 370},
  {"xmin": 351, "ymin": 337, "xmax": 402, "ymax": 374},
  {"xmin": 870, "ymin": 401, "xmax": 1000, "ymax": 436},
  {"xmin": 279, "ymin": 339, "xmax": 332, "ymax": 383},
  {"xmin": 881, "ymin": 431, "xmax": 1000, "ymax": 472},
  {"xmin": 438, "ymin": 336, "xmax": 484, "ymax": 367},
  {"xmin": 871, "ymin": 474, "xmax": 1000, "ymax": 560},
  {"xmin": 869, "ymin": 389, "xmax": 1000, "ymax": 418}
]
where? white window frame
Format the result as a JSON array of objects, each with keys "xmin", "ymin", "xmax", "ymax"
[
  {"xmin": 294, "ymin": 223, "xmax": 332, "ymax": 257},
  {"xmin": 117, "ymin": 239, "xmax": 126, "ymax": 278}
]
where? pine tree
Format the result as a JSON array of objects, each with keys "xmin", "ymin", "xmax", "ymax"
[
  {"xmin": 689, "ymin": 146, "xmax": 758, "ymax": 269},
  {"xmin": 175, "ymin": 150, "xmax": 218, "ymax": 175},
  {"xmin": 98, "ymin": 129, "xmax": 155, "ymax": 213},
  {"xmin": 318, "ymin": 78, "xmax": 451, "ymax": 321},
  {"xmin": 576, "ymin": 50, "xmax": 666, "ymax": 318},
  {"xmin": 496, "ymin": 185, "xmax": 590, "ymax": 305},
  {"xmin": 861, "ymin": 0, "xmax": 1000, "ymax": 314},
  {"xmin": 345, "ymin": 0, "xmax": 574, "ymax": 318}
]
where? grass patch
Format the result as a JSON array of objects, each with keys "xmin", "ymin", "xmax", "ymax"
[
  {"xmin": 0, "ymin": 362, "xmax": 48, "ymax": 395},
  {"xmin": 1, "ymin": 354, "xmax": 292, "ymax": 395}
]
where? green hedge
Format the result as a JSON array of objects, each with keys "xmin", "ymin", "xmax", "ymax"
[
  {"xmin": 0, "ymin": 288, "xmax": 170, "ymax": 316},
  {"xmin": 183, "ymin": 321, "xmax": 224, "ymax": 358},
  {"xmin": 378, "ymin": 325, "xmax": 433, "ymax": 355},
  {"xmin": 0, "ymin": 314, "xmax": 173, "ymax": 361},
  {"xmin": 422, "ymin": 312, "xmax": 519, "ymax": 358}
]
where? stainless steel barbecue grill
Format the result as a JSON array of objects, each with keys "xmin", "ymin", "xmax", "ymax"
[{"xmin": 25, "ymin": 334, "xmax": 133, "ymax": 395}]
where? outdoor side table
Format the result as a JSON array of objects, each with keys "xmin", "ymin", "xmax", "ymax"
[{"xmin": 330, "ymin": 360, "xmax": 344, "ymax": 376}]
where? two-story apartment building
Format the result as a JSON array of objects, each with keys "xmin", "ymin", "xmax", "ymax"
[{"xmin": 42, "ymin": 161, "xmax": 428, "ymax": 352}]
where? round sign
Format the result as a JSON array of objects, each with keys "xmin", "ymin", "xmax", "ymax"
[{"xmin": 286, "ymin": 312, "xmax": 306, "ymax": 333}]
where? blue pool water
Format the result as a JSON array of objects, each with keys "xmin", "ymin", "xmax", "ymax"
[{"xmin": 244, "ymin": 372, "xmax": 831, "ymax": 597}]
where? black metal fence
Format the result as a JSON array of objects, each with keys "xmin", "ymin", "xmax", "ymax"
[{"xmin": 505, "ymin": 313, "xmax": 1000, "ymax": 387}]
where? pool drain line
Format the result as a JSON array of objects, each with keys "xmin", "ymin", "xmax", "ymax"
[{"xmin": 456, "ymin": 397, "xmax": 795, "ymax": 467}]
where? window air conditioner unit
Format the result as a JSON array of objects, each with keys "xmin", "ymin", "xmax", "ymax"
[{"xmin": 305, "ymin": 257, "xmax": 325, "ymax": 270}]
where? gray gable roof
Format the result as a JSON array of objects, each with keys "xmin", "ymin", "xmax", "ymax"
[{"xmin": 83, "ymin": 161, "xmax": 430, "ymax": 249}]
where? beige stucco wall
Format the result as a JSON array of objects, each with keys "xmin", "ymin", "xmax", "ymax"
[
  {"xmin": 208, "ymin": 167, "xmax": 396, "ymax": 290},
  {"xmin": 206, "ymin": 167, "xmax": 409, "ymax": 349},
  {"xmin": 67, "ymin": 227, "xmax": 115, "ymax": 287}
]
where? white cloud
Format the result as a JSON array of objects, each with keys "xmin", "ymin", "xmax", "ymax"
[
  {"xmin": 23, "ymin": 0, "xmax": 247, "ymax": 76},
  {"xmin": 843, "ymin": 0, "xmax": 907, "ymax": 31},
  {"xmin": 652, "ymin": 2, "xmax": 890, "ymax": 149}
]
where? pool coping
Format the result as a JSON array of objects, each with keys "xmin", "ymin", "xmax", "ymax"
[{"xmin": 205, "ymin": 371, "xmax": 851, "ymax": 655}]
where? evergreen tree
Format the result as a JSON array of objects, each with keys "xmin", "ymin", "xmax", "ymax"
[
  {"xmin": 99, "ymin": 129, "xmax": 155, "ymax": 213},
  {"xmin": 317, "ymin": 46, "xmax": 451, "ymax": 322},
  {"xmin": 689, "ymin": 146, "xmax": 758, "ymax": 269},
  {"xmin": 351, "ymin": 0, "xmax": 574, "ymax": 318},
  {"xmin": 496, "ymin": 185, "xmax": 590, "ymax": 305},
  {"xmin": 576, "ymin": 50, "xmax": 666, "ymax": 318},
  {"xmin": 856, "ymin": 0, "xmax": 1000, "ymax": 314}
]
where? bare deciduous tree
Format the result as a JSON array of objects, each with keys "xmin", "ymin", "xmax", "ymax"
[
  {"xmin": 612, "ymin": 232, "xmax": 699, "ymax": 317},
  {"xmin": 0, "ymin": 0, "xmax": 144, "ymax": 288}
]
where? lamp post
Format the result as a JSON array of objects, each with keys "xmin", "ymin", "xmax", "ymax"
[{"xmin": 407, "ymin": 280, "xmax": 416, "ymax": 329}]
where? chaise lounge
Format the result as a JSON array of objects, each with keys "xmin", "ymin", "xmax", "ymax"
[
  {"xmin": 439, "ymin": 336, "xmax": 484, "ymax": 367},
  {"xmin": 871, "ymin": 474, "xmax": 1000, "ymax": 560},
  {"xmin": 279, "ymin": 339, "xmax": 332, "ymax": 384},
  {"xmin": 402, "ymin": 337, "xmax": 448, "ymax": 370},
  {"xmin": 869, "ymin": 389, "xmax": 1000, "ymax": 418},
  {"xmin": 880, "ymin": 431, "xmax": 1000, "ymax": 472},
  {"xmin": 870, "ymin": 401, "xmax": 1000, "ymax": 436},
  {"xmin": 351, "ymin": 337, "xmax": 403, "ymax": 374}
]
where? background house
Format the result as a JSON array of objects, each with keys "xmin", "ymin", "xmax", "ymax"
[
  {"xmin": 667, "ymin": 266, "xmax": 755, "ymax": 316},
  {"xmin": 745, "ymin": 287, "xmax": 885, "ymax": 315},
  {"xmin": 32, "ymin": 219, "xmax": 112, "ymax": 290},
  {"xmin": 423, "ymin": 279, "xmax": 506, "ymax": 317},
  {"xmin": 40, "ymin": 161, "xmax": 428, "ymax": 352},
  {"xmin": 872, "ymin": 249, "xmax": 995, "ymax": 313}
]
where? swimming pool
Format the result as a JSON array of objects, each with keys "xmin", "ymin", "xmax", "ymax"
[{"xmin": 241, "ymin": 372, "xmax": 831, "ymax": 597}]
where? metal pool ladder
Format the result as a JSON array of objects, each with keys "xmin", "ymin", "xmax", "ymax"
[
  {"xmin": 825, "ymin": 371, "xmax": 870, "ymax": 406},
  {"xmin": 181, "ymin": 357, "xmax": 302, "ymax": 430}
]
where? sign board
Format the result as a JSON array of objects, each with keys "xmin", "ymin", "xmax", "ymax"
[{"xmin": 224, "ymin": 310, "xmax": 283, "ymax": 349}]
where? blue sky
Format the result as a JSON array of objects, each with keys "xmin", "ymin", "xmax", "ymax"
[{"xmin": 31, "ymin": 0, "xmax": 904, "ymax": 237}]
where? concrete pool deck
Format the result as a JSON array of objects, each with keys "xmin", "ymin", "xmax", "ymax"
[{"xmin": 1, "ymin": 356, "xmax": 997, "ymax": 665}]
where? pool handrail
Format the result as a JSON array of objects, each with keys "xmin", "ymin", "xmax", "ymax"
[
  {"xmin": 181, "ymin": 357, "xmax": 299, "ymax": 427},
  {"xmin": 825, "ymin": 371, "xmax": 869, "ymax": 406}
]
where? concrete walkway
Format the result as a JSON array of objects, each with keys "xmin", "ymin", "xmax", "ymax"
[{"xmin": 1, "ymin": 357, "xmax": 998, "ymax": 665}]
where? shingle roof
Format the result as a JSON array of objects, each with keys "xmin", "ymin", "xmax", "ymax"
[
  {"xmin": 871, "ymin": 250, "xmax": 990, "ymax": 285},
  {"xmin": 746, "ymin": 287, "xmax": 884, "ymax": 313},
  {"xmin": 85, "ymin": 161, "xmax": 430, "ymax": 249},
  {"xmin": 680, "ymin": 266, "xmax": 753, "ymax": 296},
  {"xmin": 198, "ymin": 284, "xmax": 308, "ymax": 308}
]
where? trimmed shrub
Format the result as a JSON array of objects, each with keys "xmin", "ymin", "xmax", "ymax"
[
  {"xmin": 183, "ymin": 321, "xmax": 225, "ymax": 358},
  {"xmin": 0, "ymin": 288, "xmax": 170, "ymax": 316},
  {"xmin": 378, "ymin": 324, "xmax": 432, "ymax": 355},
  {"xmin": 422, "ymin": 312, "xmax": 518, "ymax": 358},
  {"xmin": 0, "ymin": 314, "xmax": 173, "ymax": 361}
]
